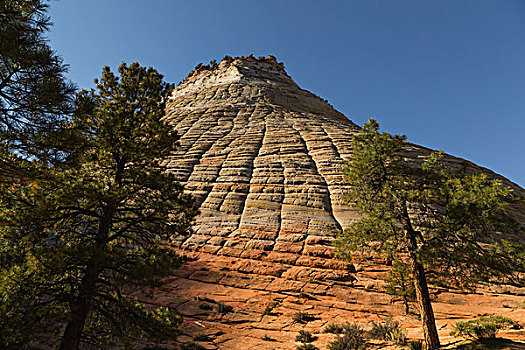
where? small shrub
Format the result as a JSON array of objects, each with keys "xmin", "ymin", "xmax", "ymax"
[
  {"xmin": 263, "ymin": 305, "xmax": 273, "ymax": 315},
  {"xmin": 262, "ymin": 334, "xmax": 276, "ymax": 341},
  {"xmin": 387, "ymin": 327, "xmax": 407, "ymax": 345},
  {"xmin": 293, "ymin": 311, "xmax": 314, "ymax": 323},
  {"xmin": 367, "ymin": 318, "xmax": 407, "ymax": 345},
  {"xmin": 296, "ymin": 344, "xmax": 318, "ymax": 350},
  {"xmin": 193, "ymin": 333, "xmax": 211, "ymax": 342},
  {"xmin": 216, "ymin": 302, "xmax": 233, "ymax": 314},
  {"xmin": 407, "ymin": 340, "xmax": 422, "ymax": 350},
  {"xmin": 328, "ymin": 323, "xmax": 367, "ymax": 350},
  {"xmin": 384, "ymin": 260, "xmax": 416, "ymax": 315},
  {"xmin": 209, "ymin": 59, "xmax": 218, "ymax": 69},
  {"xmin": 323, "ymin": 323, "xmax": 345, "ymax": 334},
  {"xmin": 298, "ymin": 292, "xmax": 311, "ymax": 299},
  {"xmin": 296, "ymin": 330, "xmax": 315, "ymax": 343},
  {"xmin": 450, "ymin": 315, "xmax": 521, "ymax": 339},
  {"xmin": 368, "ymin": 318, "xmax": 393, "ymax": 340}
]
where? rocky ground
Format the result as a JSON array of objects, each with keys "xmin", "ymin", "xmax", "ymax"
[{"xmin": 136, "ymin": 250, "xmax": 525, "ymax": 350}]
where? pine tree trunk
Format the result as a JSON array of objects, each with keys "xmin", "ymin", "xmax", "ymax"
[
  {"xmin": 403, "ymin": 295, "xmax": 410, "ymax": 315},
  {"xmin": 398, "ymin": 199, "xmax": 440, "ymax": 349},
  {"xmin": 409, "ymin": 252, "xmax": 440, "ymax": 349},
  {"xmin": 59, "ymin": 262, "xmax": 100, "ymax": 350},
  {"xmin": 59, "ymin": 304, "xmax": 89, "ymax": 350},
  {"xmin": 60, "ymin": 204, "xmax": 115, "ymax": 349}
]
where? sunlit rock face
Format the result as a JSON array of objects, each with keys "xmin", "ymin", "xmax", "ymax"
[
  {"xmin": 155, "ymin": 56, "xmax": 525, "ymax": 349},
  {"xmin": 164, "ymin": 55, "xmax": 524, "ymax": 282},
  {"xmin": 164, "ymin": 56, "xmax": 361, "ymax": 279}
]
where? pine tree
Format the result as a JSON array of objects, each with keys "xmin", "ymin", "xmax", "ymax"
[
  {"xmin": 384, "ymin": 260, "xmax": 416, "ymax": 315},
  {"xmin": 0, "ymin": 62, "xmax": 198, "ymax": 349},
  {"xmin": 336, "ymin": 119, "xmax": 524, "ymax": 349},
  {"xmin": 0, "ymin": 0, "xmax": 75, "ymax": 166}
]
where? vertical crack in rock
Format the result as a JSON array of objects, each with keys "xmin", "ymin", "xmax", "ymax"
[
  {"xmin": 315, "ymin": 121, "xmax": 361, "ymax": 229},
  {"xmin": 232, "ymin": 108, "xmax": 267, "ymax": 234},
  {"xmin": 289, "ymin": 118, "xmax": 343, "ymax": 234},
  {"xmin": 221, "ymin": 106, "xmax": 270, "ymax": 254},
  {"xmin": 168, "ymin": 111, "xmax": 223, "ymax": 183},
  {"xmin": 192, "ymin": 109, "xmax": 250, "ymax": 247},
  {"xmin": 230, "ymin": 108, "xmax": 284, "ymax": 256}
]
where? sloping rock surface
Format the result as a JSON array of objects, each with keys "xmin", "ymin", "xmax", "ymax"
[{"xmin": 156, "ymin": 56, "xmax": 525, "ymax": 349}]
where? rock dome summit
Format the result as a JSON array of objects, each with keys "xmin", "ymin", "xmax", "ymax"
[
  {"xmin": 166, "ymin": 55, "xmax": 361, "ymax": 278},
  {"xmin": 151, "ymin": 55, "xmax": 525, "ymax": 349}
]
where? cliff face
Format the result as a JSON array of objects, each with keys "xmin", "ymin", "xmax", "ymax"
[
  {"xmin": 165, "ymin": 56, "xmax": 362, "ymax": 279},
  {"xmin": 154, "ymin": 56, "xmax": 525, "ymax": 349}
]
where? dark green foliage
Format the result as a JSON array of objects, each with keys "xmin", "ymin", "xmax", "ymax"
[
  {"xmin": 216, "ymin": 302, "xmax": 233, "ymax": 314},
  {"xmin": 295, "ymin": 329, "xmax": 317, "ymax": 350},
  {"xmin": 368, "ymin": 318, "xmax": 406, "ymax": 344},
  {"xmin": 293, "ymin": 311, "xmax": 314, "ymax": 324},
  {"xmin": 0, "ymin": 0, "xmax": 75, "ymax": 164},
  {"xmin": 407, "ymin": 341, "xmax": 422, "ymax": 350},
  {"xmin": 450, "ymin": 316, "xmax": 521, "ymax": 339},
  {"xmin": 263, "ymin": 305, "xmax": 273, "ymax": 315},
  {"xmin": 0, "ymin": 63, "xmax": 197, "ymax": 349},
  {"xmin": 208, "ymin": 59, "xmax": 218, "ymax": 69},
  {"xmin": 262, "ymin": 334, "xmax": 276, "ymax": 341},
  {"xmin": 368, "ymin": 319, "xmax": 394, "ymax": 339},
  {"xmin": 298, "ymin": 292, "xmax": 311, "ymax": 299},
  {"xmin": 263, "ymin": 300, "xmax": 281, "ymax": 315},
  {"xmin": 337, "ymin": 119, "xmax": 523, "ymax": 287},
  {"xmin": 192, "ymin": 59, "xmax": 219, "ymax": 74},
  {"xmin": 222, "ymin": 55, "xmax": 233, "ymax": 63},
  {"xmin": 0, "ymin": 2, "xmax": 195, "ymax": 349},
  {"xmin": 384, "ymin": 260, "xmax": 416, "ymax": 315},
  {"xmin": 296, "ymin": 330, "xmax": 315, "ymax": 343},
  {"xmin": 327, "ymin": 323, "xmax": 367, "ymax": 350},
  {"xmin": 388, "ymin": 327, "xmax": 407, "ymax": 345},
  {"xmin": 323, "ymin": 323, "xmax": 345, "ymax": 334}
]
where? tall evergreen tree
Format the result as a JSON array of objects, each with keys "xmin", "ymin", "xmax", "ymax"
[
  {"xmin": 0, "ymin": 0, "xmax": 75, "ymax": 165},
  {"xmin": 336, "ymin": 119, "xmax": 524, "ymax": 349},
  {"xmin": 0, "ymin": 62, "xmax": 198, "ymax": 349}
]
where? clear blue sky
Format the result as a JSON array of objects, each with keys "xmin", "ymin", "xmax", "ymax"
[{"xmin": 48, "ymin": 0, "xmax": 525, "ymax": 187}]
